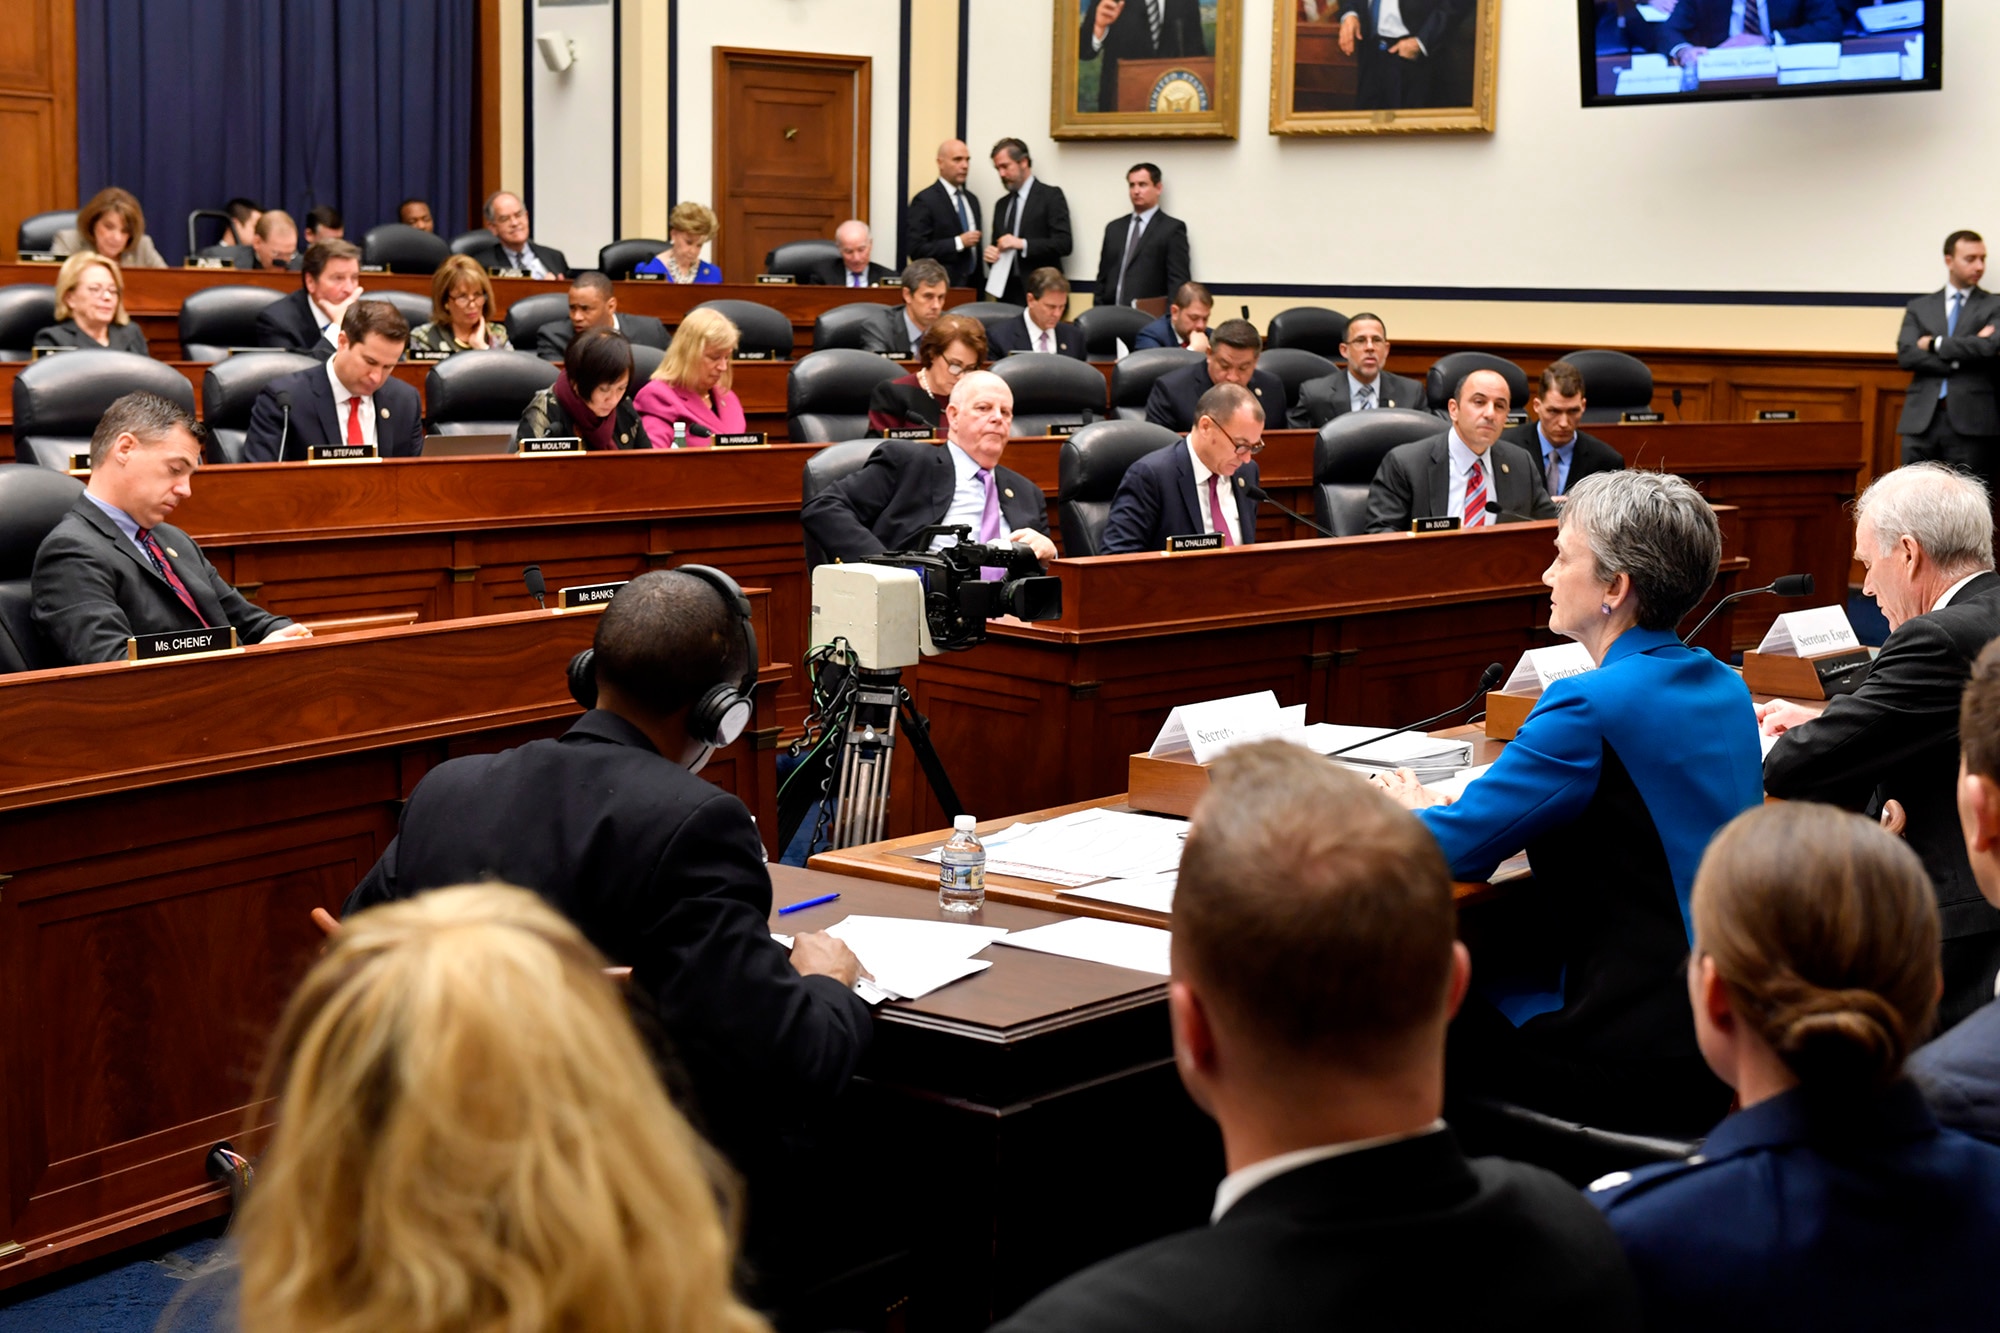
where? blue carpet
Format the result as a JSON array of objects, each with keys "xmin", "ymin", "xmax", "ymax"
[{"xmin": 0, "ymin": 1233, "xmax": 234, "ymax": 1333}]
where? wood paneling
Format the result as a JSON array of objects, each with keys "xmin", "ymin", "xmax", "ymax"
[
  {"xmin": 0, "ymin": 0, "xmax": 76, "ymax": 264},
  {"xmin": 712, "ymin": 49, "xmax": 870, "ymax": 277}
]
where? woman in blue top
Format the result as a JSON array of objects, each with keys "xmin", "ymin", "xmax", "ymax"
[
  {"xmin": 1379, "ymin": 470, "xmax": 1764, "ymax": 1136},
  {"xmin": 634, "ymin": 201, "xmax": 722, "ymax": 284},
  {"xmin": 1591, "ymin": 802, "xmax": 2000, "ymax": 1332}
]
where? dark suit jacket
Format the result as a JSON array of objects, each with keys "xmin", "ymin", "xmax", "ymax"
[
  {"xmin": 1764, "ymin": 572, "xmax": 2000, "ymax": 945},
  {"xmin": 994, "ymin": 1130, "xmax": 1641, "ymax": 1333},
  {"xmin": 1099, "ymin": 440, "xmax": 1260, "ymax": 554},
  {"xmin": 242, "ymin": 363, "xmax": 425, "ymax": 462},
  {"xmin": 1291, "ymin": 369, "xmax": 1429, "ymax": 430},
  {"xmin": 1502, "ymin": 419, "xmax": 1627, "ymax": 495},
  {"xmin": 254, "ymin": 288, "xmax": 335, "ymax": 360},
  {"xmin": 1352, "ymin": 0, "xmax": 1466, "ymax": 50},
  {"xmin": 1896, "ymin": 287, "xmax": 2000, "ymax": 438},
  {"xmin": 857, "ymin": 305, "xmax": 923, "ymax": 358},
  {"xmin": 1143, "ymin": 361, "xmax": 1286, "ymax": 434},
  {"xmin": 458, "ymin": 235, "xmax": 571, "ymax": 279},
  {"xmin": 1077, "ymin": 0, "xmax": 1207, "ymax": 113},
  {"xmin": 32, "ymin": 319, "xmax": 150, "ymax": 356},
  {"xmin": 903, "ymin": 180, "xmax": 983, "ymax": 289},
  {"xmin": 1663, "ymin": 0, "xmax": 1841, "ymax": 49},
  {"xmin": 805, "ymin": 257, "xmax": 896, "ymax": 288},
  {"xmin": 1095, "ymin": 210, "xmax": 1192, "ymax": 308},
  {"xmin": 1132, "ymin": 313, "xmax": 1186, "ymax": 351},
  {"xmin": 987, "ymin": 182, "xmax": 1074, "ymax": 305},
  {"xmin": 867, "ymin": 376, "xmax": 947, "ymax": 435},
  {"xmin": 987, "ymin": 314, "xmax": 1087, "ymax": 360},
  {"xmin": 1912, "ymin": 996, "xmax": 2000, "ymax": 1146},
  {"xmin": 344, "ymin": 709, "xmax": 872, "ymax": 1182},
  {"xmin": 31, "ymin": 497, "xmax": 293, "ymax": 664},
  {"xmin": 535, "ymin": 313, "xmax": 671, "ymax": 362},
  {"xmin": 1365, "ymin": 433, "xmax": 1558, "ymax": 533},
  {"xmin": 800, "ymin": 439, "xmax": 1048, "ymax": 565}
]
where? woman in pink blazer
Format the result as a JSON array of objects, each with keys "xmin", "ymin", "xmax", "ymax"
[{"xmin": 634, "ymin": 308, "xmax": 746, "ymax": 446}]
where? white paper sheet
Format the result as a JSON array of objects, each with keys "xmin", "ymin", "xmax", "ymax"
[
  {"xmin": 997, "ymin": 917, "xmax": 1173, "ymax": 975},
  {"xmin": 820, "ymin": 915, "xmax": 1008, "ymax": 1001},
  {"xmin": 1059, "ymin": 870, "xmax": 1177, "ymax": 915},
  {"xmin": 983, "ymin": 249, "xmax": 1017, "ymax": 299},
  {"xmin": 1425, "ymin": 762, "xmax": 1493, "ymax": 803},
  {"xmin": 1774, "ymin": 41, "xmax": 1841, "ymax": 70},
  {"xmin": 977, "ymin": 807, "xmax": 1190, "ymax": 881}
]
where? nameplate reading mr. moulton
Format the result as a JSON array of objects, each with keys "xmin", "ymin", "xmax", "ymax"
[
  {"xmin": 127, "ymin": 626, "xmax": 241, "ymax": 663},
  {"xmin": 517, "ymin": 437, "xmax": 584, "ymax": 456},
  {"xmin": 558, "ymin": 581, "xmax": 630, "ymax": 611}
]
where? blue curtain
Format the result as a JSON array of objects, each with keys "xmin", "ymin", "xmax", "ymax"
[{"xmin": 75, "ymin": 0, "xmax": 474, "ymax": 263}]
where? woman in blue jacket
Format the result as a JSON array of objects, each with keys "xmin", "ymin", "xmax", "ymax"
[{"xmin": 1379, "ymin": 470, "xmax": 1764, "ymax": 1135}]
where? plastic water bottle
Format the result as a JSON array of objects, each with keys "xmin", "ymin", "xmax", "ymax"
[
  {"xmin": 938, "ymin": 815, "xmax": 986, "ymax": 913},
  {"xmin": 671, "ymin": 420, "xmax": 687, "ymax": 449}
]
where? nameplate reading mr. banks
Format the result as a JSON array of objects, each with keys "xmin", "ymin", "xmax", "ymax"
[
  {"xmin": 127, "ymin": 626, "xmax": 240, "ymax": 662},
  {"xmin": 306, "ymin": 444, "xmax": 378, "ymax": 463},
  {"xmin": 1166, "ymin": 532, "xmax": 1225, "ymax": 554},
  {"xmin": 1413, "ymin": 516, "xmax": 1463, "ymax": 534},
  {"xmin": 518, "ymin": 437, "xmax": 583, "ymax": 456},
  {"xmin": 559, "ymin": 581, "xmax": 630, "ymax": 610}
]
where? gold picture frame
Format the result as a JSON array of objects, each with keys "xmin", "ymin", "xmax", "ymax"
[
  {"xmin": 1270, "ymin": 0, "xmax": 1500, "ymax": 136},
  {"xmin": 1053, "ymin": 0, "xmax": 1242, "ymax": 140}
]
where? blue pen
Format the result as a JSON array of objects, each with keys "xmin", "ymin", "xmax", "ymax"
[{"xmin": 778, "ymin": 891, "xmax": 840, "ymax": 916}]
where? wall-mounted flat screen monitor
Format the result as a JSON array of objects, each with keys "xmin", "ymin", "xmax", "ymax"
[{"xmin": 1580, "ymin": 1, "xmax": 1941, "ymax": 108}]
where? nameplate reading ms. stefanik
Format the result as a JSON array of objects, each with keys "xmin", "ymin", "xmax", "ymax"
[
  {"xmin": 126, "ymin": 626, "xmax": 242, "ymax": 663},
  {"xmin": 884, "ymin": 427, "xmax": 937, "ymax": 441},
  {"xmin": 1166, "ymin": 532, "xmax": 1225, "ymax": 554},
  {"xmin": 558, "ymin": 581, "xmax": 629, "ymax": 611},
  {"xmin": 713, "ymin": 433, "xmax": 768, "ymax": 447},
  {"xmin": 306, "ymin": 444, "xmax": 379, "ymax": 463},
  {"xmin": 517, "ymin": 437, "xmax": 584, "ymax": 456},
  {"xmin": 1412, "ymin": 516, "xmax": 1463, "ymax": 534}
]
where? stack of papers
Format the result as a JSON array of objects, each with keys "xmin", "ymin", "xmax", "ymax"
[
  {"xmin": 1425, "ymin": 762, "xmax": 1492, "ymax": 803},
  {"xmin": 776, "ymin": 914, "xmax": 1008, "ymax": 1004},
  {"xmin": 1297, "ymin": 723, "xmax": 1473, "ymax": 785},
  {"xmin": 997, "ymin": 917, "xmax": 1172, "ymax": 975},
  {"xmin": 917, "ymin": 807, "xmax": 1189, "ymax": 891},
  {"xmin": 1062, "ymin": 869, "xmax": 1178, "ymax": 915}
]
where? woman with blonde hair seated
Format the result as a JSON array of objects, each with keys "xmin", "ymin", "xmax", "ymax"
[
  {"xmin": 408, "ymin": 253, "xmax": 511, "ymax": 356},
  {"xmin": 34, "ymin": 251, "xmax": 147, "ymax": 354},
  {"xmin": 1591, "ymin": 802, "xmax": 2000, "ymax": 1331},
  {"xmin": 51, "ymin": 186, "xmax": 166, "ymax": 268},
  {"xmin": 636, "ymin": 202, "xmax": 723, "ymax": 284},
  {"xmin": 635, "ymin": 307, "xmax": 745, "ymax": 445},
  {"xmin": 233, "ymin": 883, "xmax": 767, "ymax": 1333}
]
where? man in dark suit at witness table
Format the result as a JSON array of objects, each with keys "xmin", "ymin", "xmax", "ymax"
[
  {"xmin": 807, "ymin": 220, "xmax": 896, "ymax": 288},
  {"xmin": 32, "ymin": 392, "xmax": 310, "ymax": 665},
  {"xmin": 903, "ymin": 139, "xmax": 983, "ymax": 291},
  {"xmin": 987, "ymin": 267, "xmax": 1088, "ymax": 360},
  {"xmin": 1095, "ymin": 163, "xmax": 1191, "ymax": 310},
  {"xmin": 801, "ymin": 370, "xmax": 1054, "ymax": 565},
  {"xmin": 1290, "ymin": 311, "xmax": 1426, "ymax": 429},
  {"xmin": 982, "ymin": 137, "xmax": 1072, "ymax": 306},
  {"xmin": 1366, "ymin": 368, "xmax": 1556, "ymax": 532},
  {"xmin": 1145, "ymin": 318, "xmax": 1285, "ymax": 434},
  {"xmin": 992, "ymin": 741, "xmax": 1643, "ymax": 1333},
  {"xmin": 243, "ymin": 300, "xmax": 425, "ymax": 462},
  {"xmin": 254, "ymin": 237, "xmax": 365, "ymax": 361},
  {"xmin": 1078, "ymin": 0, "xmax": 1208, "ymax": 113},
  {"xmin": 536, "ymin": 271, "xmax": 670, "ymax": 362},
  {"xmin": 1502, "ymin": 359, "xmax": 1625, "ymax": 500},
  {"xmin": 1895, "ymin": 230, "xmax": 2000, "ymax": 501},
  {"xmin": 1101, "ymin": 383, "xmax": 1265, "ymax": 554},
  {"xmin": 1664, "ymin": 0, "xmax": 1842, "ymax": 66}
]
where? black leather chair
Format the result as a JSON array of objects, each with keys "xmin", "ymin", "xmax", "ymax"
[
  {"xmin": 1449, "ymin": 1097, "xmax": 1698, "ymax": 1190},
  {"xmin": 630, "ymin": 343, "xmax": 664, "ymax": 383},
  {"xmin": 1313, "ymin": 407, "xmax": 1440, "ymax": 536},
  {"xmin": 502, "ymin": 292, "xmax": 571, "ymax": 348},
  {"xmin": 813, "ymin": 303, "xmax": 885, "ymax": 352},
  {"xmin": 0, "ymin": 285, "xmax": 57, "ymax": 363},
  {"xmin": 992, "ymin": 354, "xmax": 1108, "ymax": 436},
  {"xmin": 786, "ymin": 349, "xmax": 902, "ymax": 443},
  {"xmin": 1056, "ymin": 420, "xmax": 1179, "ymax": 556},
  {"xmin": 1560, "ymin": 349, "xmax": 1655, "ymax": 423},
  {"xmin": 195, "ymin": 243, "xmax": 258, "ymax": 269},
  {"xmin": 694, "ymin": 299, "xmax": 793, "ymax": 359},
  {"xmin": 951, "ymin": 302, "xmax": 1025, "ymax": 338},
  {"xmin": 598, "ymin": 239, "xmax": 669, "ymax": 280},
  {"xmin": 201, "ymin": 352, "xmax": 319, "ymax": 463},
  {"xmin": 449, "ymin": 228, "xmax": 493, "ymax": 257},
  {"xmin": 1265, "ymin": 307, "xmax": 1349, "ymax": 358},
  {"xmin": 1075, "ymin": 304, "xmax": 1154, "ymax": 361},
  {"xmin": 1257, "ymin": 348, "xmax": 1338, "ymax": 423},
  {"xmin": 373, "ymin": 289, "xmax": 434, "ymax": 333},
  {"xmin": 18, "ymin": 211, "xmax": 76, "ymax": 255},
  {"xmin": 424, "ymin": 350, "xmax": 558, "ymax": 435},
  {"xmin": 186, "ymin": 208, "xmax": 235, "ymax": 257},
  {"xmin": 1109, "ymin": 346, "xmax": 1201, "ymax": 421},
  {"xmin": 801, "ymin": 439, "xmax": 882, "ymax": 567},
  {"xmin": 362, "ymin": 223, "xmax": 450, "ymax": 275},
  {"xmin": 179, "ymin": 285, "xmax": 285, "ymax": 360},
  {"xmin": 0, "ymin": 464, "xmax": 87, "ymax": 672},
  {"xmin": 13, "ymin": 351, "xmax": 198, "ymax": 471},
  {"xmin": 766, "ymin": 239, "xmax": 841, "ymax": 281},
  {"xmin": 1426, "ymin": 351, "xmax": 1530, "ymax": 418}
]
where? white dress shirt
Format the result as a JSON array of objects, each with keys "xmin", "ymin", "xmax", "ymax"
[
  {"xmin": 1187, "ymin": 440, "xmax": 1243, "ymax": 545},
  {"xmin": 942, "ymin": 180, "xmax": 975, "ymax": 252},
  {"xmin": 1933, "ymin": 571, "xmax": 1984, "ymax": 611},
  {"xmin": 1373, "ymin": 0, "xmax": 1427, "ymax": 52},
  {"xmin": 1021, "ymin": 309, "xmax": 1059, "ymax": 354},
  {"xmin": 325, "ymin": 357, "xmax": 379, "ymax": 452},
  {"xmin": 1447, "ymin": 428, "xmax": 1489, "ymax": 525},
  {"xmin": 999, "ymin": 175, "xmax": 1034, "ymax": 243},
  {"xmin": 1211, "ymin": 1122, "xmax": 1447, "ymax": 1222},
  {"xmin": 932, "ymin": 441, "xmax": 990, "ymax": 549},
  {"xmin": 503, "ymin": 243, "xmax": 552, "ymax": 279},
  {"xmin": 313, "ymin": 298, "xmax": 341, "ymax": 349}
]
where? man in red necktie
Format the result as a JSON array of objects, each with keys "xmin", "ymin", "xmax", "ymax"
[
  {"xmin": 1100, "ymin": 382, "xmax": 1266, "ymax": 554},
  {"xmin": 1363, "ymin": 368, "xmax": 1557, "ymax": 533},
  {"xmin": 32, "ymin": 392, "xmax": 310, "ymax": 664},
  {"xmin": 242, "ymin": 300, "xmax": 424, "ymax": 462}
]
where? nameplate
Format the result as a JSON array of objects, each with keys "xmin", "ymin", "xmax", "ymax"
[
  {"xmin": 713, "ymin": 433, "xmax": 768, "ymax": 447},
  {"xmin": 360, "ymin": 263, "xmax": 388, "ymax": 274},
  {"xmin": 878, "ymin": 278, "xmax": 904, "ymax": 288},
  {"xmin": 18, "ymin": 251, "xmax": 59, "ymax": 264},
  {"xmin": 306, "ymin": 444, "xmax": 379, "ymax": 463},
  {"xmin": 629, "ymin": 271, "xmax": 664, "ymax": 282},
  {"xmin": 184, "ymin": 256, "xmax": 235, "ymax": 269},
  {"xmin": 488, "ymin": 266, "xmax": 522, "ymax": 279},
  {"xmin": 1412, "ymin": 516, "xmax": 1462, "ymax": 534},
  {"xmin": 1758, "ymin": 409, "xmax": 1798, "ymax": 421},
  {"xmin": 558, "ymin": 580, "xmax": 629, "ymax": 610},
  {"xmin": 405, "ymin": 348, "xmax": 450, "ymax": 362},
  {"xmin": 126, "ymin": 626, "xmax": 241, "ymax": 663},
  {"xmin": 755, "ymin": 273, "xmax": 796, "ymax": 285},
  {"xmin": 1502, "ymin": 642, "xmax": 1596, "ymax": 693},
  {"xmin": 1620, "ymin": 410, "xmax": 1665, "ymax": 424},
  {"xmin": 884, "ymin": 428, "xmax": 937, "ymax": 441},
  {"xmin": 517, "ymin": 436, "xmax": 584, "ymax": 455},
  {"xmin": 1505, "ymin": 411, "xmax": 1528, "ymax": 425},
  {"xmin": 1166, "ymin": 532, "xmax": 1225, "ymax": 554},
  {"xmin": 30, "ymin": 346, "xmax": 78, "ymax": 360},
  {"xmin": 733, "ymin": 349, "xmax": 776, "ymax": 361},
  {"xmin": 1047, "ymin": 422, "xmax": 1087, "ymax": 437},
  {"xmin": 1757, "ymin": 605, "xmax": 1861, "ymax": 656}
]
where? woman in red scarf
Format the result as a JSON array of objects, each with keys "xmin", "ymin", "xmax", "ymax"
[{"xmin": 514, "ymin": 326, "xmax": 651, "ymax": 450}]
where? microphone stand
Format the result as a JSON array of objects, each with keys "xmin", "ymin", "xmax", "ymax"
[
  {"xmin": 1321, "ymin": 665, "xmax": 1507, "ymax": 760},
  {"xmin": 1680, "ymin": 574, "xmax": 1815, "ymax": 647},
  {"xmin": 1245, "ymin": 484, "xmax": 1337, "ymax": 538}
]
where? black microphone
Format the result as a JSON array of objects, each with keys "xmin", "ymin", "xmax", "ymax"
[
  {"xmin": 1243, "ymin": 482, "xmax": 1336, "ymax": 538},
  {"xmin": 1671, "ymin": 388, "xmax": 1683, "ymax": 419},
  {"xmin": 1322, "ymin": 662, "xmax": 1507, "ymax": 760},
  {"xmin": 523, "ymin": 565, "xmax": 547, "ymax": 609},
  {"xmin": 274, "ymin": 391, "xmax": 292, "ymax": 462},
  {"xmin": 1680, "ymin": 573, "xmax": 1815, "ymax": 646},
  {"xmin": 1485, "ymin": 501, "xmax": 1541, "ymax": 524}
]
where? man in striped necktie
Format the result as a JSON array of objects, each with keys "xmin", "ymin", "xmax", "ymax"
[
  {"xmin": 1363, "ymin": 368, "xmax": 1558, "ymax": 533},
  {"xmin": 1079, "ymin": 0, "xmax": 1209, "ymax": 114}
]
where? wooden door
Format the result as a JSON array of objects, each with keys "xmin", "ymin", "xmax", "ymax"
[
  {"xmin": 0, "ymin": 0, "xmax": 77, "ymax": 262},
  {"xmin": 712, "ymin": 48, "xmax": 869, "ymax": 278}
]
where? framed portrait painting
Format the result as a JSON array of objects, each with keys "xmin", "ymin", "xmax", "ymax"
[
  {"xmin": 1271, "ymin": 0, "xmax": 1500, "ymax": 135},
  {"xmin": 1053, "ymin": 0, "xmax": 1242, "ymax": 139}
]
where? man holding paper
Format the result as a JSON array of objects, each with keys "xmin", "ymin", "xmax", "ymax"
[
  {"xmin": 1665, "ymin": 0, "xmax": 1841, "ymax": 64},
  {"xmin": 981, "ymin": 138, "xmax": 1071, "ymax": 307},
  {"xmin": 1761, "ymin": 463, "xmax": 2000, "ymax": 1027}
]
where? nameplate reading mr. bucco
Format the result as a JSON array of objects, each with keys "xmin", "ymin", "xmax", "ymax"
[
  {"xmin": 127, "ymin": 626, "xmax": 241, "ymax": 663},
  {"xmin": 518, "ymin": 437, "xmax": 584, "ymax": 456},
  {"xmin": 1412, "ymin": 516, "xmax": 1462, "ymax": 534},
  {"xmin": 1166, "ymin": 532, "xmax": 1225, "ymax": 554},
  {"xmin": 558, "ymin": 581, "xmax": 630, "ymax": 610},
  {"xmin": 306, "ymin": 444, "xmax": 379, "ymax": 463}
]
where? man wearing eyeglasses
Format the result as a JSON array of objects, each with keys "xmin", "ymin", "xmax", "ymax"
[
  {"xmin": 1101, "ymin": 383, "xmax": 1265, "ymax": 554},
  {"xmin": 1144, "ymin": 319, "xmax": 1286, "ymax": 435}
]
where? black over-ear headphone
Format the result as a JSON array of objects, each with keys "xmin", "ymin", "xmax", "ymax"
[{"xmin": 566, "ymin": 566, "xmax": 760, "ymax": 749}]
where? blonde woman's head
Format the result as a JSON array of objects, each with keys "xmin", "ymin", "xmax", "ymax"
[
  {"xmin": 53, "ymin": 251, "xmax": 129, "ymax": 326},
  {"xmin": 655, "ymin": 307, "xmax": 740, "ymax": 395}
]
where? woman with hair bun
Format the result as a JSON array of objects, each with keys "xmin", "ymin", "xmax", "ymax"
[{"xmin": 1591, "ymin": 801, "xmax": 2000, "ymax": 1331}]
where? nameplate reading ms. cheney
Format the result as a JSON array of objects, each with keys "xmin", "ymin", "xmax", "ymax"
[{"xmin": 126, "ymin": 626, "xmax": 241, "ymax": 663}]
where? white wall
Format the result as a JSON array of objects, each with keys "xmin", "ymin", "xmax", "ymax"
[
  {"xmin": 963, "ymin": 3, "xmax": 2000, "ymax": 298},
  {"xmin": 529, "ymin": 0, "xmax": 617, "ymax": 266}
]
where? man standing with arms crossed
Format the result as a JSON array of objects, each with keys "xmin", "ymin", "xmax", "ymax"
[{"xmin": 1898, "ymin": 230, "xmax": 2000, "ymax": 504}]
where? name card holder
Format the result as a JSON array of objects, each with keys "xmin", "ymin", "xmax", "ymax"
[
  {"xmin": 30, "ymin": 346, "xmax": 78, "ymax": 360},
  {"xmin": 1740, "ymin": 648, "xmax": 1872, "ymax": 699},
  {"xmin": 884, "ymin": 427, "xmax": 937, "ymax": 441},
  {"xmin": 732, "ymin": 349, "xmax": 777, "ymax": 362},
  {"xmin": 878, "ymin": 277, "xmax": 904, "ymax": 287},
  {"xmin": 184, "ymin": 256, "xmax": 236, "ymax": 269},
  {"xmin": 1619, "ymin": 410, "xmax": 1665, "ymax": 424},
  {"xmin": 1505, "ymin": 411, "xmax": 1529, "ymax": 425},
  {"xmin": 406, "ymin": 348, "xmax": 451, "ymax": 362},
  {"xmin": 629, "ymin": 271, "xmax": 664, "ymax": 282},
  {"xmin": 306, "ymin": 444, "xmax": 379, "ymax": 463},
  {"xmin": 557, "ymin": 580, "xmax": 629, "ymax": 611},
  {"xmin": 1758, "ymin": 409, "xmax": 1798, "ymax": 421},
  {"xmin": 488, "ymin": 266, "xmax": 522, "ymax": 279},
  {"xmin": 1047, "ymin": 421, "xmax": 1087, "ymax": 437},
  {"xmin": 516, "ymin": 436, "xmax": 584, "ymax": 456},
  {"xmin": 713, "ymin": 432, "xmax": 769, "ymax": 447},
  {"xmin": 1486, "ymin": 643, "xmax": 1596, "ymax": 740},
  {"xmin": 755, "ymin": 273, "xmax": 796, "ymax": 285},
  {"xmin": 18, "ymin": 251, "xmax": 59, "ymax": 264},
  {"xmin": 1166, "ymin": 532, "xmax": 1225, "ymax": 554},
  {"xmin": 359, "ymin": 263, "xmax": 388, "ymax": 274},
  {"xmin": 127, "ymin": 626, "xmax": 242, "ymax": 663},
  {"xmin": 1412, "ymin": 516, "xmax": 1462, "ymax": 535}
]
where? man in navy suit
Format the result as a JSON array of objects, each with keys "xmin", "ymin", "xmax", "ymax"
[
  {"xmin": 1503, "ymin": 360, "xmax": 1625, "ymax": 499},
  {"xmin": 1145, "ymin": 319, "xmax": 1285, "ymax": 434},
  {"xmin": 255, "ymin": 239, "xmax": 364, "ymax": 360},
  {"xmin": 982, "ymin": 138, "xmax": 1072, "ymax": 306},
  {"xmin": 806, "ymin": 220, "xmax": 897, "ymax": 288},
  {"xmin": 460, "ymin": 191, "xmax": 570, "ymax": 279},
  {"xmin": 1095, "ymin": 164, "xmax": 1192, "ymax": 309},
  {"xmin": 1133, "ymin": 280, "xmax": 1212, "ymax": 352},
  {"xmin": 1665, "ymin": 0, "xmax": 1842, "ymax": 64},
  {"xmin": 1101, "ymin": 384, "xmax": 1265, "ymax": 554},
  {"xmin": 903, "ymin": 139, "xmax": 983, "ymax": 290},
  {"xmin": 1896, "ymin": 231, "xmax": 2000, "ymax": 499},
  {"xmin": 242, "ymin": 300, "xmax": 425, "ymax": 462},
  {"xmin": 988, "ymin": 268, "xmax": 1087, "ymax": 359}
]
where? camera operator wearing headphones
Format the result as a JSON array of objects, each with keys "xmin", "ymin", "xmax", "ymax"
[{"xmin": 343, "ymin": 570, "xmax": 869, "ymax": 1272}]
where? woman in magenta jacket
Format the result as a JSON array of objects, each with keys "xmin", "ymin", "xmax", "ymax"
[{"xmin": 634, "ymin": 307, "xmax": 746, "ymax": 446}]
